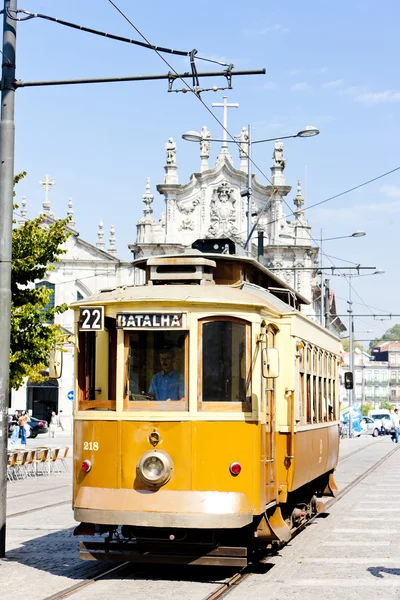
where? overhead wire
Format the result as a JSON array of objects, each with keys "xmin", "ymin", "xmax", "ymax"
[
  {"xmin": 11, "ymin": 2, "xmax": 398, "ymax": 324},
  {"xmin": 12, "ymin": 7, "xmax": 231, "ymax": 65}
]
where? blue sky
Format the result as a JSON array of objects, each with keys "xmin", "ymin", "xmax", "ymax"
[{"xmin": 12, "ymin": 0, "xmax": 400, "ymax": 345}]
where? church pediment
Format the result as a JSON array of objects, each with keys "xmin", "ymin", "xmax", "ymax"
[{"xmin": 61, "ymin": 235, "xmax": 120, "ymax": 263}]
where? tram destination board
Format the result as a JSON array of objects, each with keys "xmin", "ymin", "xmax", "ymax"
[
  {"xmin": 116, "ymin": 312, "xmax": 186, "ymax": 329},
  {"xmin": 79, "ymin": 306, "xmax": 104, "ymax": 331}
]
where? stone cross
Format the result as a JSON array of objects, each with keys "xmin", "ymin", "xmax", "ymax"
[
  {"xmin": 212, "ymin": 96, "xmax": 239, "ymax": 148},
  {"xmin": 40, "ymin": 174, "xmax": 55, "ymax": 213}
]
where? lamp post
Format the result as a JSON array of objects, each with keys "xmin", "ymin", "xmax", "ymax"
[
  {"xmin": 182, "ymin": 125, "xmax": 319, "ymax": 250},
  {"xmin": 279, "ymin": 230, "xmax": 366, "ymax": 325},
  {"xmin": 345, "ymin": 270, "xmax": 385, "ymax": 436}
]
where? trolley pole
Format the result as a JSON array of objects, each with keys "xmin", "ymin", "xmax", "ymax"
[{"xmin": 0, "ymin": 0, "xmax": 16, "ymax": 557}]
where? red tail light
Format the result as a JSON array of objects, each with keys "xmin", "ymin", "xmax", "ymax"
[
  {"xmin": 38, "ymin": 421, "xmax": 44, "ymax": 427},
  {"xmin": 229, "ymin": 462, "xmax": 242, "ymax": 476},
  {"xmin": 81, "ymin": 460, "xmax": 92, "ymax": 472}
]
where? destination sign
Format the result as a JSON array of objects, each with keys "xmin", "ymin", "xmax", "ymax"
[{"xmin": 116, "ymin": 313, "xmax": 185, "ymax": 329}]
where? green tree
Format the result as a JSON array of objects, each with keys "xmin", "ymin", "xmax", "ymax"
[
  {"xmin": 379, "ymin": 400, "xmax": 393, "ymax": 411},
  {"xmin": 361, "ymin": 402, "xmax": 373, "ymax": 416},
  {"xmin": 11, "ymin": 174, "xmax": 71, "ymax": 389},
  {"xmin": 369, "ymin": 324, "xmax": 400, "ymax": 351}
]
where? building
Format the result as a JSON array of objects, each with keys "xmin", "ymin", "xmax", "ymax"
[
  {"xmin": 340, "ymin": 348, "xmax": 390, "ymax": 408},
  {"xmin": 11, "ymin": 176, "xmax": 135, "ymax": 431},
  {"xmin": 371, "ymin": 341, "xmax": 400, "ymax": 404},
  {"xmin": 130, "ymin": 116, "xmax": 330, "ymax": 321}
]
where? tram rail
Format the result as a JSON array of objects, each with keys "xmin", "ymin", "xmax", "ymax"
[{"xmin": 37, "ymin": 443, "xmax": 399, "ymax": 600}]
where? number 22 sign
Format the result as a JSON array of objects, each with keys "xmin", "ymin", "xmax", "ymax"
[{"xmin": 79, "ymin": 307, "xmax": 104, "ymax": 331}]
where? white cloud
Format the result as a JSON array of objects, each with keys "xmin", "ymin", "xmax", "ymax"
[
  {"xmin": 322, "ymin": 79, "xmax": 344, "ymax": 89},
  {"xmin": 355, "ymin": 90, "xmax": 400, "ymax": 104},
  {"xmin": 243, "ymin": 24, "xmax": 289, "ymax": 36},
  {"xmin": 336, "ymin": 85, "xmax": 400, "ymax": 104},
  {"xmin": 315, "ymin": 66, "xmax": 328, "ymax": 74},
  {"xmin": 291, "ymin": 82, "xmax": 312, "ymax": 92},
  {"xmin": 317, "ymin": 199, "xmax": 400, "ymax": 222},
  {"xmin": 380, "ymin": 184, "xmax": 400, "ymax": 198}
]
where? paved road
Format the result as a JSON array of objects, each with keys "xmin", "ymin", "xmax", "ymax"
[{"xmin": 0, "ymin": 434, "xmax": 397, "ymax": 600}]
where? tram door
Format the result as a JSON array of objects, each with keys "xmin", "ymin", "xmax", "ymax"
[{"xmin": 263, "ymin": 325, "xmax": 277, "ymax": 503}]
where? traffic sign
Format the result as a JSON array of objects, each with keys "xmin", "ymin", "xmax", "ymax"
[{"xmin": 67, "ymin": 390, "xmax": 74, "ymax": 401}]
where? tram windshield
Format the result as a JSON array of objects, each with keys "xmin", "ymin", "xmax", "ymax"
[
  {"xmin": 125, "ymin": 330, "xmax": 188, "ymax": 410},
  {"xmin": 199, "ymin": 319, "xmax": 251, "ymax": 411}
]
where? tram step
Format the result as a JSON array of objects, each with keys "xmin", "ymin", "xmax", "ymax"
[{"xmin": 79, "ymin": 541, "xmax": 248, "ymax": 567}]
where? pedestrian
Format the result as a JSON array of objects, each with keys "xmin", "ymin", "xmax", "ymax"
[
  {"xmin": 49, "ymin": 411, "xmax": 59, "ymax": 438},
  {"xmin": 10, "ymin": 410, "xmax": 20, "ymax": 445},
  {"xmin": 391, "ymin": 408, "xmax": 400, "ymax": 444},
  {"xmin": 18, "ymin": 410, "xmax": 29, "ymax": 445},
  {"xmin": 57, "ymin": 409, "xmax": 65, "ymax": 432}
]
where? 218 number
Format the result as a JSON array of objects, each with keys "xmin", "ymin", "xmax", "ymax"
[{"xmin": 83, "ymin": 442, "xmax": 99, "ymax": 451}]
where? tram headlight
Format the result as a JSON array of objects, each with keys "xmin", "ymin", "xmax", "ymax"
[{"xmin": 137, "ymin": 450, "xmax": 173, "ymax": 487}]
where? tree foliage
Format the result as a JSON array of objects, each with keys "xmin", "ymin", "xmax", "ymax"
[
  {"xmin": 361, "ymin": 402, "xmax": 373, "ymax": 416},
  {"xmin": 341, "ymin": 338, "xmax": 364, "ymax": 353},
  {"xmin": 11, "ymin": 173, "xmax": 71, "ymax": 389},
  {"xmin": 369, "ymin": 324, "xmax": 400, "ymax": 351}
]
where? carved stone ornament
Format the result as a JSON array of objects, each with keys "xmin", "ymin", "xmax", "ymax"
[
  {"xmin": 207, "ymin": 181, "xmax": 240, "ymax": 239},
  {"xmin": 178, "ymin": 217, "xmax": 195, "ymax": 231},
  {"xmin": 176, "ymin": 197, "xmax": 200, "ymax": 215}
]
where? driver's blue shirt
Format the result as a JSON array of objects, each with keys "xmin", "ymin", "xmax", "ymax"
[{"xmin": 148, "ymin": 369, "xmax": 184, "ymax": 401}]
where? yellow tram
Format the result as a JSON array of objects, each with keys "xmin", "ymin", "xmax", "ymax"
[{"xmin": 72, "ymin": 240, "xmax": 340, "ymax": 566}]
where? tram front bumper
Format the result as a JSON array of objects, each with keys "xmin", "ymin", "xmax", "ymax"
[{"xmin": 74, "ymin": 487, "xmax": 253, "ymax": 529}]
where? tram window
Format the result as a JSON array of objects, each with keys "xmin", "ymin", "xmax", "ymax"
[
  {"xmin": 77, "ymin": 318, "xmax": 117, "ymax": 411},
  {"xmin": 199, "ymin": 319, "xmax": 251, "ymax": 410},
  {"xmin": 124, "ymin": 330, "xmax": 188, "ymax": 411}
]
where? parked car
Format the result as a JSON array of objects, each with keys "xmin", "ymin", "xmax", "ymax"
[
  {"xmin": 8, "ymin": 416, "xmax": 49, "ymax": 439},
  {"xmin": 358, "ymin": 416, "xmax": 380, "ymax": 437}
]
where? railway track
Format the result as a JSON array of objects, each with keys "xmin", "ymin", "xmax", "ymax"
[{"xmin": 35, "ymin": 443, "xmax": 399, "ymax": 600}]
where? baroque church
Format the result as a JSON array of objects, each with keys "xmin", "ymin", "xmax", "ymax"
[{"xmin": 11, "ymin": 98, "xmax": 345, "ymax": 427}]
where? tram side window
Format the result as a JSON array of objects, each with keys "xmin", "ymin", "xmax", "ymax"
[
  {"xmin": 125, "ymin": 330, "xmax": 188, "ymax": 410},
  {"xmin": 199, "ymin": 319, "xmax": 250, "ymax": 409},
  {"xmin": 77, "ymin": 317, "xmax": 117, "ymax": 411}
]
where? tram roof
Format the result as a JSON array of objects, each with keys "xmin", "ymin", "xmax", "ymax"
[
  {"xmin": 71, "ymin": 282, "xmax": 297, "ymax": 315},
  {"xmin": 131, "ymin": 251, "xmax": 310, "ymax": 306}
]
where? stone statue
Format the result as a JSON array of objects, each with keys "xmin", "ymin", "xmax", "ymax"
[
  {"xmin": 273, "ymin": 140, "xmax": 286, "ymax": 169},
  {"xmin": 165, "ymin": 137, "xmax": 176, "ymax": 165},
  {"xmin": 208, "ymin": 181, "xmax": 239, "ymax": 239},
  {"xmin": 236, "ymin": 127, "xmax": 249, "ymax": 159},
  {"xmin": 200, "ymin": 126, "xmax": 211, "ymax": 158}
]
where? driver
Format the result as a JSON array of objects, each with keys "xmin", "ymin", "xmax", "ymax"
[{"xmin": 148, "ymin": 348, "xmax": 184, "ymax": 401}]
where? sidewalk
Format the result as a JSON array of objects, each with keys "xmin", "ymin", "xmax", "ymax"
[{"xmin": 0, "ymin": 434, "xmax": 393, "ymax": 600}]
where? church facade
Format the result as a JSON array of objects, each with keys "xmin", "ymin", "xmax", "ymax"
[
  {"xmin": 130, "ymin": 120, "xmax": 319, "ymax": 313},
  {"xmin": 11, "ymin": 100, "xmax": 346, "ymax": 427}
]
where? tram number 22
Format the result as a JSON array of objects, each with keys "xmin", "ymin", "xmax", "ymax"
[
  {"xmin": 79, "ymin": 306, "xmax": 103, "ymax": 331},
  {"xmin": 83, "ymin": 442, "xmax": 99, "ymax": 451}
]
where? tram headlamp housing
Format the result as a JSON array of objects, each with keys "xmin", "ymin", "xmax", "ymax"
[{"xmin": 137, "ymin": 450, "xmax": 173, "ymax": 487}]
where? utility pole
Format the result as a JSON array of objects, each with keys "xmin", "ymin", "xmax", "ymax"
[
  {"xmin": 0, "ymin": 0, "xmax": 16, "ymax": 557},
  {"xmin": 246, "ymin": 124, "xmax": 252, "ymax": 249},
  {"xmin": 348, "ymin": 277, "xmax": 354, "ymax": 437}
]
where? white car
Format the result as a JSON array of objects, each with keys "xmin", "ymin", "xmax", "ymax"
[{"xmin": 358, "ymin": 416, "xmax": 381, "ymax": 437}]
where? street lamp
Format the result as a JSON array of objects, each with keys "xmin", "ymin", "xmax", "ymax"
[{"xmin": 182, "ymin": 125, "xmax": 319, "ymax": 248}]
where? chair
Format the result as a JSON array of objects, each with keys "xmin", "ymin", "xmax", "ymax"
[
  {"xmin": 57, "ymin": 447, "xmax": 70, "ymax": 472},
  {"xmin": 15, "ymin": 450, "xmax": 30, "ymax": 479},
  {"xmin": 24, "ymin": 450, "xmax": 37, "ymax": 477},
  {"xmin": 48, "ymin": 448, "xmax": 61, "ymax": 474},
  {"xmin": 32, "ymin": 448, "xmax": 50, "ymax": 475},
  {"xmin": 7, "ymin": 452, "xmax": 19, "ymax": 481}
]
